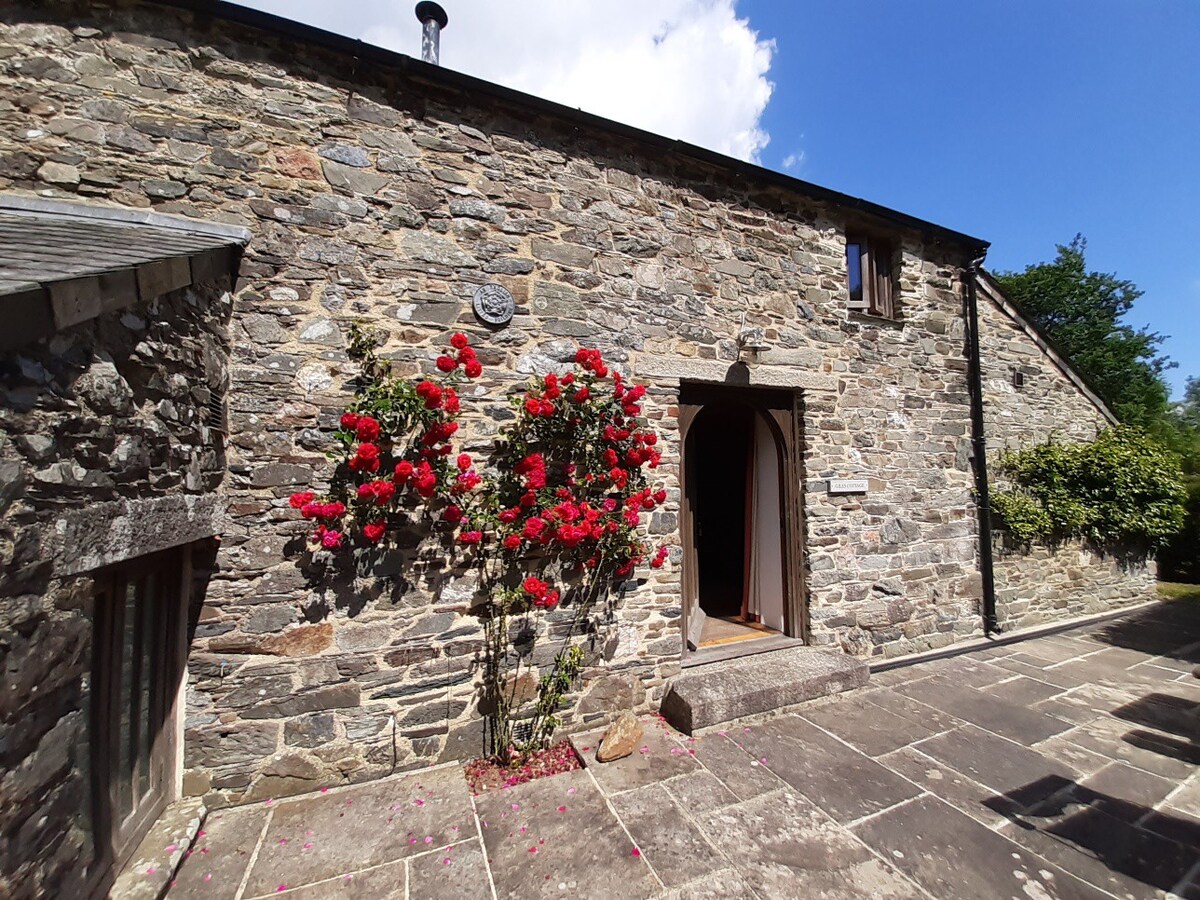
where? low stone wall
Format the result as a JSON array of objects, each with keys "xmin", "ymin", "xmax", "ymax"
[
  {"xmin": 993, "ymin": 538, "xmax": 1156, "ymax": 633},
  {"xmin": 0, "ymin": 278, "xmax": 231, "ymax": 898}
]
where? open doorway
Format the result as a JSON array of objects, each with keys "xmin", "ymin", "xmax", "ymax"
[{"xmin": 680, "ymin": 384, "xmax": 802, "ymax": 655}]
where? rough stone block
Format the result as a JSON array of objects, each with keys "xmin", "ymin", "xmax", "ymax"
[{"xmin": 660, "ymin": 647, "xmax": 869, "ymax": 733}]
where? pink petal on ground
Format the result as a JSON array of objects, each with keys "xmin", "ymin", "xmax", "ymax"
[
  {"xmin": 200, "ymin": 848, "xmax": 210, "ymax": 855},
  {"xmin": 203, "ymin": 874, "xmax": 212, "ymax": 883},
  {"xmin": 264, "ymin": 798, "xmax": 273, "ymax": 805},
  {"xmin": 303, "ymin": 843, "xmax": 314, "ymax": 850},
  {"xmin": 424, "ymin": 836, "xmax": 433, "ymax": 844},
  {"xmin": 278, "ymin": 838, "xmax": 288, "ymax": 845},
  {"xmin": 414, "ymin": 799, "xmax": 425, "ymax": 806},
  {"xmin": 557, "ymin": 806, "xmax": 567, "ymax": 813},
  {"xmin": 165, "ymin": 843, "xmax": 178, "ymax": 853},
  {"xmin": 276, "ymin": 885, "xmax": 287, "ymax": 892},
  {"xmin": 197, "ymin": 830, "xmax": 207, "ymax": 838},
  {"xmin": 519, "ymin": 826, "xmax": 527, "ymax": 834},
  {"xmin": 759, "ymin": 757, "xmax": 768, "ymax": 764},
  {"xmin": 567, "ymin": 787, "xmax": 577, "ymax": 796},
  {"xmin": 343, "ymin": 874, "xmax": 353, "ymax": 881},
  {"xmin": 146, "ymin": 867, "xmax": 156, "ymax": 876},
  {"xmin": 631, "ymin": 847, "xmax": 641, "ymax": 857},
  {"xmin": 511, "ymin": 803, "xmax": 520, "ymax": 811},
  {"xmin": 717, "ymin": 730, "xmax": 728, "ymax": 737},
  {"xmin": 528, "ymin": 846, "xmax": 538, "ymax": 854},
  {"xmin": 443, "ymin": 858, "xmax": 451, "ymax": 866},
  {"xmin": 320, "ymin": 788, "xmax": 328, "ymax": 794}
]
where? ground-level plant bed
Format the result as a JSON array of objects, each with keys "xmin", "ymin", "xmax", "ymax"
[{"xmin": 463, "ymin": 740, "xmax": 584, "ymax": 795}]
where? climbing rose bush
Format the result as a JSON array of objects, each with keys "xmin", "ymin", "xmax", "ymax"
[{"xmin": 288, "ymin": 326, "xmax": 668, "ymax": 760}]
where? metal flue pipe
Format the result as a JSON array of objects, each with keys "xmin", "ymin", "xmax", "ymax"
[{"xmin": 415, "ymin": 2, "xmax": 449, "ymax": 65}]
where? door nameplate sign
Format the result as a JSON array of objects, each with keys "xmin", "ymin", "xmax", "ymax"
[{"xmin": 828, "ymin": 478, "xmax": 869, "ymax": 494}]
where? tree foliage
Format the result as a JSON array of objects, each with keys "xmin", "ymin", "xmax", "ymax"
[
  {"xmin": 994, "ymin": 235, "xmax": 1172, "ymax": 427},
  {"xmin": 991, "ymin": 428, "xmax": 1186, "ymax": 555}
]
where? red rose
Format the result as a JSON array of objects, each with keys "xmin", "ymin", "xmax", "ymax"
[
  {"xmin": 416, "ymin": 474, "xmax": 438, "ymax": 498},
  {"xmin": 301, "ymin": 501, "xmax": 321, "ymax": 519},
  {"xmin": 503, "ymin": 534, "xmax": 521, "ymax": 550},
  {"xmin": 373, "ymin": 481, "xmax": 396, "ymax": 505},
  {"xmin": 444, "ymin": 390, "xmax": 460, "ymax": 414},
  {"xmin": 498, "ymin": 508, "xmax": 519, "ymax": 524},
  {"xmin": 443, "ymin": 505, "xmax": 464, "ymax": 524},
  {"xmin": 357, "ymin": 483, "xmax": 375, "ymax": 501},
  {"xmin": 355, "ymin": 416, "xmax": 381, "ymax": 441},
  {"xmin": 363, "ymin": 521, "xmax": 387, "ymax": 543},
  {"xmin": 321, "ymin": 530, "xmax": 344, "ymax": 550},
  {"xmin": 394, "ymin": 460, "xmax": 414, "ymax": 483},
  {"xmin": 458, "ymin": 346, "xmax": 477, "ymax": 362},
  {"xmin": 458, "ymin": 530, "xmax": 483, "ymax": 545},
  {"xmin": 340, "ymin": 412, "xmax": 360, "ymax": 431},
  {"xmin": 572, "ymin": 387, "xmax": 589, "ymax": 403},
  {"xmin": 450, "ymin": 332, "xmax": 469, "ymax": 350},
  {"xmin": 289, "ymin": 491, "xmax": 315, "ymax": 509},
  {"xmin": 321, "ymin": 502, "xmax": 346, "ymax": 519},
  {"xmin": 519, "ymin": 491, "xmax": 538, "ymax": 508},
  {"xmin": 653, "ymin": 489, "xmax": 667, "ymax": 504},
  {"xmin": 436, "ymin": 355, "xmax": 457, "ymax": 373},
  {"xmin": 462, "ymin": 359, "xmax": 482, "ymax": 379},
  {"xmin": 524, "ymin": 397, "xmax": 541, "ymax": 416},
  {"xmin": 522, "ymin": 576, "xmax": 549, "ymax": 597},
  {"xmin": 574, "ymin": 348, "xmax": 590, "ymax": 365},
  {"xmin": 522, "ymin": 517, "xmax": 547, "ymax": 539}
]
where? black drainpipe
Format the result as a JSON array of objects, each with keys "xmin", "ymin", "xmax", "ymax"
[{"xmin": 965, "ymin": 255, "xmax": 999, "ymax": 635}]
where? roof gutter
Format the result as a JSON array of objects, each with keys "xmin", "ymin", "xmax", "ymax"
[{"xmin": 964, "ymin": 255, "xmax": 999, "ymax": 636}]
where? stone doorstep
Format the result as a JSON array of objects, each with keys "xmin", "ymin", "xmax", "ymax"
[
  {"xmin": 111, "ymin": 797, "xmax": 207, "ymax": 900},
  {"xmin": 659, "ymin": 646, "xmax": 869, "ymax": 734}
]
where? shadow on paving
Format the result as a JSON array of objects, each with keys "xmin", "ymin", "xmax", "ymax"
[
  {"xmin": 986, "ymin": 774, "xmax": 1200, "ymax": 898},
  {"xmin": 1088, "ymin": 597, "xmax": 1200, "ymax": 662}
]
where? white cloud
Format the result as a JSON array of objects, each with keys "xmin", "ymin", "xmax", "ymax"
[
  {"xmin": 233, "ymin": 0, "xmax": 775, "ymax": 161},
  {"xmin": 782, "ymin": 150, "xmax": 805, "ymax": 171}
]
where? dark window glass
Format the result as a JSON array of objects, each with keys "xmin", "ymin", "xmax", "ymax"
[{"xmin": 846, "ymin": 243, "xmax": 863, "ymax": 303}]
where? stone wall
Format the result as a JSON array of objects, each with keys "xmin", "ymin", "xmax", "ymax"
[
  {"xmin": 975, "ymin": 276, "xmax": 1156, "ymax": 629},
  {"xmin": 0, "ymin": 277, "xmax": 231, "ymax": 898},
  {"xmin": 0, "ymin": 0, "xmax": 1153, "ymax": 818}
]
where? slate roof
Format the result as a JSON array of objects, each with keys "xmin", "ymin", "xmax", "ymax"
[
  {"xmin": 0, "ymin": 195, "xmax": 250, "ymax": 350},
  {"xmin": 0, "ymin": 195, "xmax": 250, "ymax": 297}
]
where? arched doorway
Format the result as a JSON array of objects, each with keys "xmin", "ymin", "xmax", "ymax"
[{"xmin": 678, "ymin": 384, "xmax": 807, "ymax": 655}]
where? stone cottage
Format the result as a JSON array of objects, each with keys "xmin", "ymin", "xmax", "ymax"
[{"xmin": 0, "ymin": 1, "xmax": 1155, "ymax": 895}]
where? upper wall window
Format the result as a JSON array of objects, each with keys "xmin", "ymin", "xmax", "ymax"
[{"xmin": 846, "ymin": 235, "xmax": 896, "ymax": 319}]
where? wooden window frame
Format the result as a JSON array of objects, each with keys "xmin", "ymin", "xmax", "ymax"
[
  {"xmin": 88, "ymin": 545, "xmax": 190, "ymax": 892},
  {"xmin": 846, "ymin": 234, "xmax": 897, "ymax": 320}
]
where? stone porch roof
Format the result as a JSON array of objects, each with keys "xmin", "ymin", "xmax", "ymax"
[{"xmin": 0, "ymin": 194, "xmax": 249, "ymax": 349}]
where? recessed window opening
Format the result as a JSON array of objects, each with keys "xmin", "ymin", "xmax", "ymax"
[{"xmin": 846, "ymin": 235, "xmax": 897, "ymax": 319}]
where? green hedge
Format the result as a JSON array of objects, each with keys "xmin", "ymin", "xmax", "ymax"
[{"xmin": 990, "ymin": 428, "xmax": 1186, "ymax": 555}]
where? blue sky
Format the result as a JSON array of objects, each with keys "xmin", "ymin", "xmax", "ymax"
[
  {"xmin": 741, "ymin": 0, "xmax": 1199, "ymax": 397},
  {"xmin": 239, "ymin": 0, "xmax": 1197, "ymax": 397}
]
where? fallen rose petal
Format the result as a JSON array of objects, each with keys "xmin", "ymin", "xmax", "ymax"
[
  {"xmin": 631, "ymin": 847, "xmax": 641, "ymax": 857},
  {"xmin": 165, "ymin": 843, "xmax": 177, "ymax": 853},
  {"xmin": 204, "ymin": 874, "xmax": 212, "ymax": 883},
  {"xmin": 557, "ymin": 805, "xmax": 567, "ymax": 812}
]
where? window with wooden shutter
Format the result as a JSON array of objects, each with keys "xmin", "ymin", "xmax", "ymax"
[{"xmin": 845, "ymin": 235, "xmax": 897, "ymax": 319}]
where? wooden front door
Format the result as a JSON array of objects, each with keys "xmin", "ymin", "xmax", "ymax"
[
  {"xmin": 89, "ymin": 546, "xmax": 189, "ymax": 890},
  {"xmin": 678, "ymin": 383, "xmax": 807, "ymax": 652}
]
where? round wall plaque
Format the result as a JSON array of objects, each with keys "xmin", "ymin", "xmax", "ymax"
[{"xmin": 472, "ymin": 283, "xmax": 515, "ymax": 326}]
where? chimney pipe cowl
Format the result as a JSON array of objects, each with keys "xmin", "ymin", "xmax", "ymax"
[{"xmin": 415, "ymin": 2, "xmax": 449, "ymax": 65}]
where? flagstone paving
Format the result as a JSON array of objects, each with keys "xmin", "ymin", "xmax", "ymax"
[{"xmin": 167, "ymin": 598, "xmax": 1200, "ymax": 899}]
